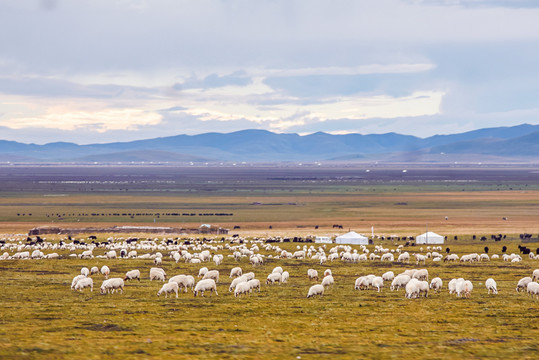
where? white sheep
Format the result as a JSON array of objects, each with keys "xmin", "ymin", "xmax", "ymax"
[
  {"xmin": 74, "ymin": 277, "xmax": 93, "ymax": 292},
  {"xmin": 372, "ymin": 276, "xmax": 384, "ymax": 292},
  {"xmin": 527, "ymin": 282, "xmax": 539, "ymax": 298},
  {"xmin": 230, "ymin": 267, "xmax": 243, "ymax": 278},
  {"xmin": 154, "ymin": 257, "xmax": 162, "ymax": 266},
  {"xmin": 397, "ymin": 252, "xmax": 410, "ymax": 263},
  {"xmin": 247, "ymin": 279, "xmax": 261, "ymax": 292},
  {"xmin": 429, "ymin": 277, "xmax": 443, "ymax": 293},
  {"xmin": 71, "ymin": 274, "xmax": 86, "ymax": 290},
  {"xmin": 171, "ymin": 275, "xmax": 195, "ymax": 292},
  {"xmin": 281, "ymin": 271, "xmax": 289, "ymax": 283},
  {"xmin": 307, "ymin": 284, "xmax": 324, "ymax": 298},
  {"xmin": 80, "ymin": 267, "xmax": 89, "ymax": 277},
  {"xmin": 412, "ymin": 269, "xmax": 428, "ymax": 282},
  {"xmin": 150, "ymin": 268, "xmax": 166, "ymax": 281},
  {"xmin": 234, "ymin": 282, "xmax": 251, "ymax": 297},
  {"xmin": 90, "ymin": 266, "xmax": 99, "ymax": 275},
  {"xmin": 266, "ymin": 272, "xmax": 282, "ymax": 285},
  {"xmin": 124, "ymin": 269, "xmax": 141, "ymax": 281},
  {"xmin": 485, "ymin": 278, "xmax": 498, "ymax": 294},
  {"xmin": 516, "ymin": 277, "xmax": 533, "ymax": 292},
  {"xmin": 417, "ymin": 280, "xmax": 429, "ymax": 297},
  {"xmin": 390, "ymin": 274, "xmax": 411, "ymax": 291},
  {"xmin": 414, "ymin": 254, "xmax": 426, "ymax": 265},
  {"xmin": 202, "ymin": 270, "xmax": 219, "ymax": 283},
  {"xmin": 157, "ymin": 282, "xmax": 179, "ymax": 298},
  {"xmin": 405, "ymin": 278, "xmax": 420, "ymax": 299},
  {"xmin": 532, "ymin": 269, "xmax": 539, "ymax": 282},
  {"xmin": 321, "ymin": 275, "xmax": 334, "ymax": 287},
  {"xmin": 448, "ymin": 278, "xmax": 457, "ymax": 294},
  {"xmin": 272, "ymin": 266, "xmax": 283, "ymax": 274},
  {"xmin": 308, "ymin": 269, "xmax": 319, "ymax": 281},
  {"xmin": 381, "ymin": 253, "xmax": 394, "ymax": 262},
  {"xmin": 100, "ymin": 278, "xmax": 124, "ymax": 294},
  {"xmin": 382, "ymin": 271, "xmax": 394, "ymax": 282},
  {"xmin": 105, "ymin": 250, "xmax": 117, "ymax": 259},
  {"xmin": 229, "ymin": 276, "xmax": 248, "ymax": 292},
  {"xmin": 193, "ymin": 279, "xmax": 218, "ymax": 297},
  {"xmin": 324, "ymin": 269, "xmax": 332, "ymax": 277},
  {"xmin": 100, "ymin": 265, "xmax": 110, "ymax": 279},
  {"xmin": 198, "ymin": 267, "xmax": 209, "ymax": 278}
]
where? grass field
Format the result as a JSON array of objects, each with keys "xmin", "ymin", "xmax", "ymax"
[{"xmin": 0, "ymin": 240, "xmax": 538, "ymax": 359}]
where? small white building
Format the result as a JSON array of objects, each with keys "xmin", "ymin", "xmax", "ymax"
[
  {"xmin": 335, "ymin": 231, "xmax": 369, "ymax": 245},
  {"xmin": 315, "ymin": 236, "xmax": 332, "ymax": 244},
  {"xmin": 416, "ymin": 231, "xmax": 444, "ymax": 244}
]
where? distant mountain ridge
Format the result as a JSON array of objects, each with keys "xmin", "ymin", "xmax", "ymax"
[{"xmin": 1, "ymin": 124, "xmax": 538, "ymax": 163}]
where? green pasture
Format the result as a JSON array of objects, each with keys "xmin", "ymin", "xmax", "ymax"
[{"xmin": 0, "ymin": 241, "xmax": 538, "ymax": 359}]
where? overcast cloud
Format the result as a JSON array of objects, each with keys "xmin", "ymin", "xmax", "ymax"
[{"xmin": 0, "ymin": 0, "xmax": 538, "ymax": 144}]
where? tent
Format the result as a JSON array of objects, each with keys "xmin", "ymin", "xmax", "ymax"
[
  {"xmin": 416, "ymin": 231, "xmax": 444, "ymax": 244},
  {"xmin": 315, "ymin": 236, "xmax": 332, "ymax": 244},
  {"xmin": 335, "ymin": 231, "xmax": 369, "ymax": 245}
]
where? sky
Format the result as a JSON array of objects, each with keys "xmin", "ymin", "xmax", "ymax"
[{"xmin": 1, "ymin": 0, "xmax": 539, "ymax": 144}]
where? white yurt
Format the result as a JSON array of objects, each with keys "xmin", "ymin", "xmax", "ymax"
[
  {"xmin": 416, "ymin": 231, "xmax": 444, "ymax": 244},
  {"xmin": 335, "ymin": 231, "xmax": 369, "ymax": 245}
]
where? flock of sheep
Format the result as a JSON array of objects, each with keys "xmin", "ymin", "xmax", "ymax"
[{"xmin": 1, "ymin": 234, "xmax": 538, "ymax": 300}]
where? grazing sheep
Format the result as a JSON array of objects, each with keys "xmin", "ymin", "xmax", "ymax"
[
  {"xmin": 74, "ymin": 277, "xmax": 93, "ymax": 292},
  {"xmin": 243, "ymin": 272, "xmax": 255, "ymax": 281},
  {"xmin": 516, "ymin": 277, "xmax": 533, "ymax": 292},
  {"xmin": 448, "ymin": 279, "xmax": 457, "ymax": 294},
  {"xmin": 272, "ymin": 266, "xmax": 283, "ymax": 274},
  {"xmin": 229, "ymin": 276, "xmax": 248, "ymax": 292},
  {"xmin": 444, "ymin": 254, "xmax": 459, "ymax": 262},
  {"xmin": 532, "ymin": 269, "xmax": 539, "ymax": 282},
  {"xmin": 429, "ymin": 277, "xmax": 443, "ymax": 293},
  {"xmin": 100, "ymin": 278, "xmax": 124, "ymax": 294},
  {"xmin": 202, "ymin": 270, "xmax": 219, "ymax": 283},
  {"xmin": 321, "ymin": 275, "xmax": 334, "ymax": 287},
  {"xmin": 414, "ymin": 254, "xmax": 426, "ymax": 265},
  {"xmin": 124, "ymin": 269, "xmax": 141, "ymax": 281},
  {"xmin": 234, "ymin": 282, "xmax": 251, "ymax": 297},
  {"xmin": 105, "ymin": 250, "xmax": 117, "ymax": 259},
  {"xmin": 397, "ymin": 252, "xmax": 410, "ymax": 263},
  {"xmin": 157, "ymin": 282, "xmax": 179, "ymax": 298},
  {"xmin": 100, "ymin": 265, "xmax": 110, "ymax": 279},
  {"xmin": 381, "ymin": 253, "xmax": 394, "ymax": 262},
  {"xmin": 412, "ymin": 269, "xmax": 429, "ymax": 282},
  {"xmin": 324, "ymin": 269, "xmax": 332, "ymax": 277},
  {"xmin": 390, "ymin": 274, "xmax": 411, "ymax": 291},
  {"xmin": 169, "ymin": 275, "xmax": 195, "ymax": 292},
  {"xmin": 417, "ymin": 280, "xmax": 429, "ymax": 297},
  {"xmin": 247, "ymin": 279, "xmax": 261, "ymax": 292},
  {"xmin": 154, "ymin": 257, "xmax": 162, "ymax": 266},
  {"xmin": 281, "ymin": 271, "xmax": 289, "ymax": 283},
  {"xmin": 455, "ymin": 279, "xmax": 473, "ymax": 298},
  {"xmin": 150, "ymin": 268, "xmax": 166, "ymax": 281},
  {"xmin": 80, "ymin": 267, "xmax": 89, "ymax": 277},
  {"xmin": 90, "ymin": 266, "xmax": 99, "ymax": 275},
  {"xmin": 527, "ymin": 282, "xmax": 539, "ymax": 299},
  {"xmin": 198, "ymin": 267, "xmax": 208, "ymax": 278},
  {"xmin": 485, "ymin": 278, "xmax": 498, "ymax": 294},
  {"xmin": 307, "ymin": 284, "xmax": 324, "ymax": 298},
  {"xmin": 71, "ymin": 274, "xmax": 86, "ymax": 290},
  {"xmin": 308, "ymin": 269, "xmax": 319, "ymax": 281},
  {"xmin": 491, "ymin": 254, "xmax": 499, "ymax": 260},
  {"xmin": 480, "ymin": 254, "xmax": 490, "ymax": 262},
  {"xmin": 230, "ymin": 267, "xmax": 243, "ymax": 278},
  {"xmin": 193, "ymin": 279, "xmax": 218, "ymax": 297},
  {"xmin": 405, "ymin": 278, "xmax": 420, "ymax": 299},
  {"xmin": 372, "ymin": 276, "xmax": 384, "ymax": 292},
  {"xmin": 266, "ymin": 272, "xmax": 282, "ymax": 285},
  {"xmin": 382, "ymin": 271, "xmax": 394, "ymax": 282},
  {"xmin": 213, "ymin": 254, "xmax": 222, "ymax": 266}
]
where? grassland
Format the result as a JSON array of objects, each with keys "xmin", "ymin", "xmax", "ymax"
[{"xmin": 0, "ymin": 241, "xmax": 538, "ymax": 359}]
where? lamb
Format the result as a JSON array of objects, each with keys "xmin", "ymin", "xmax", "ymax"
[
  {"xmin": 157, "ymin": 282, "xmax": 179, "ymax": 298},
  {"xmin": 372, "ymin": 276, "xmax": 384, "ymax": 292},
  {"xmin": 390, "ymin": 274, "xmax": 411, "ymax": 291},
  {"xmin": 74, "ymin": 277, "xmax": 93, "ymax": 292},
  {"xmin": 527, "ymin": 282, "xmax": 539, "ymax": 299},
  {"xmin": 150, "ymin": 268, "xmax": 166, "ymax": 281},
  {"xmin": 100, "ymin": 278, "xmax": 124, "ymax": 294},
  {"xmin": 193, "ymin": 279, "xmax": 218, "ymax": 297},
  {"xmin": 429, "ymin": 277, "xmax": 443, "ymax": 293},
  {"xmin": 308, "ymin": 269, "xmax": 319, "ymax": 281},
  {"xmin": 247, "ymin": 279, "xmax": 261, "ymax": 292},
  {"xmin": 532, "ymin": 269, "xmax": 539, "ymax": 282},
  {"xmin": 281, "ymin": 271, "xmax": 289, "ymax": 283},
  {"xmin": 124, "ymin": 269, "xmax": 141, "ymax": 281},
  {"xmin": 71, "ymin": 274, "xmax": 86, "ymax": 290},
  {"xmin": 229, "ymin": 276, "xmax": 248, "ymax": 292},
  {"xmin": 234, "ymin": 281, "xmax": 251, "ymax": 297},
  {"xmin": 100, "ymin": 265, "xmax": 110, "ymax": 279},
  {"xmin": 307, "ymin": 284, "xmax": 324, "ymax": 298},
  {"xmin": 382, "ymin": 271, "xmax": 394, "ymax": 282},
  {"xmin": 230, "ymin": 267, "xmax": 243, "ymax": 278},
  {"xmin": 516, "ymin": 277, "xmax": 533, "ymax": 292},
  {"xmin": 412, "ymin": 269, "xmax": 428, "ymax": 282},
  {"xmin": 485, "ymin": 278, "xmax": 498, "ymax": 294},
  {"xmin": 266, "ymin": 272, "xmax": 282, "ymax": 285},
  {"xmin": 198, "ymin": 267, "xmax": 208, "ymax": 278},
  {"xmin": 80, "ymin": 267, "xmax": 90, "ymax": 277},
  {"xmin": 169, "ymin": 275, "xmax": 195, "ymax": 292},
  {"xmin": 202, "ymin": 270, "xmax": 219, "ymax": 283},
  {"xmin": 321, "ymin": 275, "xmax": 334, "ymax": 287}
]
